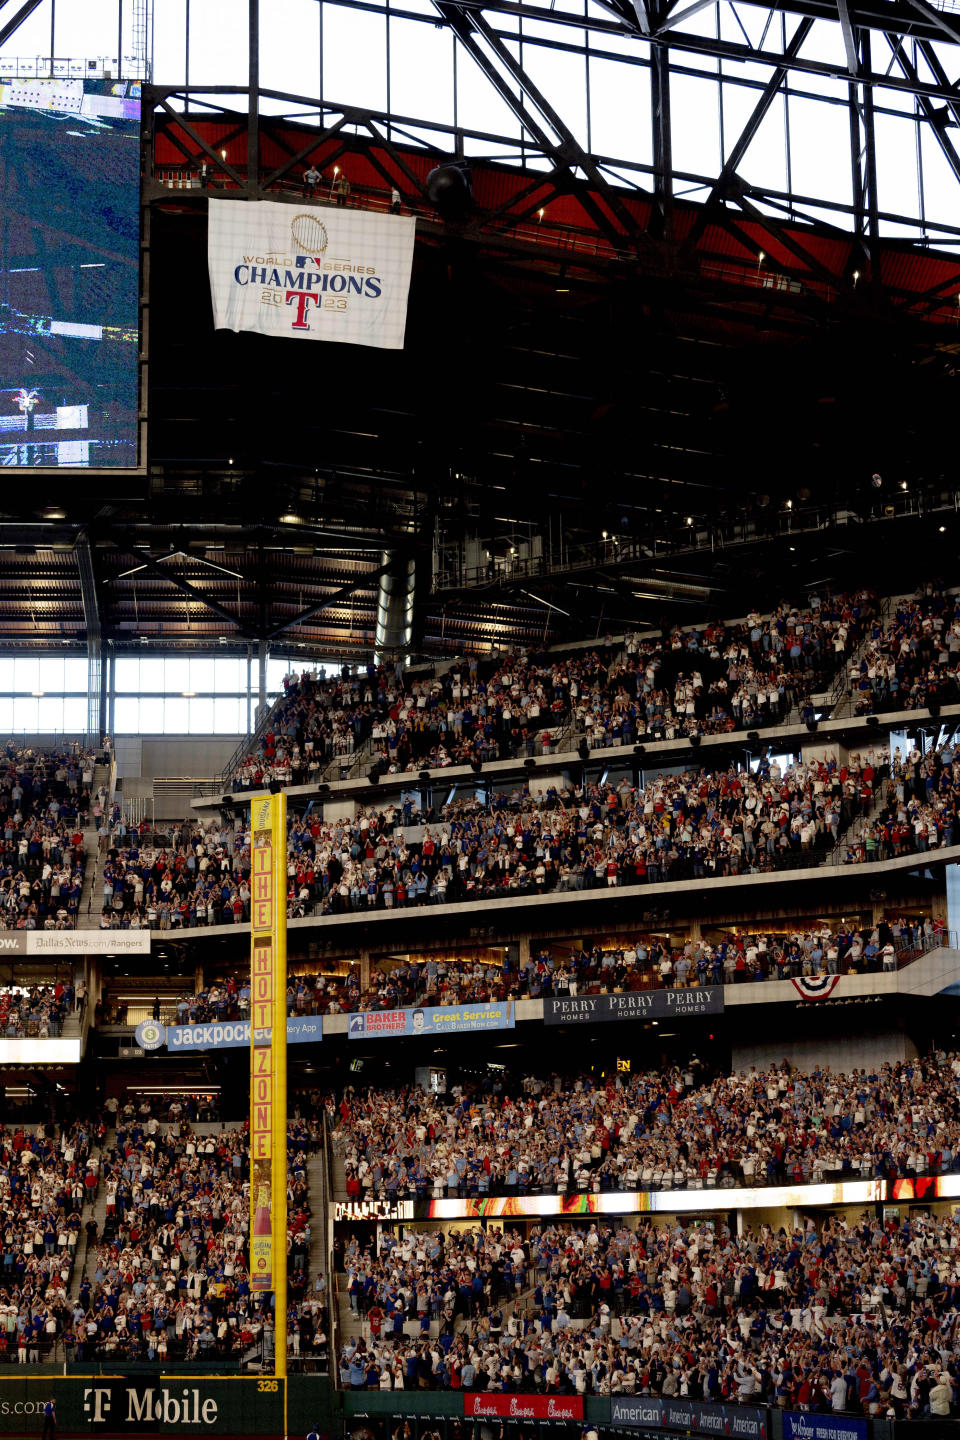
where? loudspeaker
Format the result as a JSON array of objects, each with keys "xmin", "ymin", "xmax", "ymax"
[{"xmin": 425, "ymin": 162, "xmax": 473, "ymax": 219}]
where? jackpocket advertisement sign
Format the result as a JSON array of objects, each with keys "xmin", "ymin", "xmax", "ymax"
[
  {"xmin": 166, "ymin": 1015, "xmax": 322, "ymax": 1051},
  {"xmin": 208, "ymin": 199, "xmax": 415, "ymax": 350}
]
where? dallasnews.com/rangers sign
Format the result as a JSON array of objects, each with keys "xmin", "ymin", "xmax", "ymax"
[{"xmin": 208, "ymin": 199, "xmax": 415, "ymax": 350}]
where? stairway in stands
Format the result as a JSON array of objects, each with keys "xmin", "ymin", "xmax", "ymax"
[
  {"xmin": 68, "ymin": 1137, "xmax": 107, "ymax": 1301},
  {"xmin": 77, "ymin": 758, "xmax": 113, "ymax": 930}
]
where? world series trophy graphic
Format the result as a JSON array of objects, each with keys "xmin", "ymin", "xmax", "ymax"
[{"xmin": 13, "ymin": 389, "xmax": 41, "ymax": 466}]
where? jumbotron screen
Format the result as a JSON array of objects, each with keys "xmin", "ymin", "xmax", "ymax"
[{"xmin": 0, "ymin": 77, "xmax": 140, "ymax": 468}]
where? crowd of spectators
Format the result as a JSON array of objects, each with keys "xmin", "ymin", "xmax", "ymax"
[
  {"xmin": 0, "ymin": 1115, "xmax": 103, "ymax": 1362},
  {"xmin": 577, "ymin": 592, "xmax": 874, "ymax": 749},
  {"xmin": 839, "ymin": 735, "xmax": 960, "ymax": 863},
  {"xmin": 227, "ymin": 588, "xmax": 874, "ymax": 791},
  {"xmin": 286, "ymin": 749, "xmax": 885, "ymax": 917},
  {"xmin": 96, "ymin": 817, "xmax": 242, "ymax": 931},
  {"xmin": 331, "ymin": 1051, "xmax": 960, "ymax": 1199},
  {"xmin": 0, "ymin": 746, "xmax": 93, "ymax": 931},
  {"xmin": 852, "ymin": 585, "xmax": 960, "ymax": 716},
  {"xmin": 0, "ymin": 981, "xmax": 73, "ymax": 1038},
  {"xmin": 73, "ymin": 1105, "xmax": 326, "ymax": 1364},
  {"xmin": 103, "ymin": 745, "xmax": 896, "ymax": 928},
  {"xmin": 132, "ymin": 910, "xmax": 936, "ymax": 1028},
  {"xmin": 337, "ymin": 1208, "xmax": 960, "ymax": 1418}
]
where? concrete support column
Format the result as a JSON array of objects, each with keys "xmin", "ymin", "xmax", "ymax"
[{"xmin": 257, "ymin": 638, "xmax": 268, "ymax": 723}]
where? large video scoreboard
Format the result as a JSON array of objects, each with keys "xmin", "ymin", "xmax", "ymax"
[{"xmin": 0, "ymin": 77, "xmax": 140, "ymax": 468}]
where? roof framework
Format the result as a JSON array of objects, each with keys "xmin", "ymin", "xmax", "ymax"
[{"xmin": 2, "ymin": 1, "xmax": 960, "ymax": 655}]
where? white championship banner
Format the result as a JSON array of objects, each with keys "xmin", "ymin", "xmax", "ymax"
[{"xmin": 207, "ymin": 199, "xmax": 415, "ymax": 350}]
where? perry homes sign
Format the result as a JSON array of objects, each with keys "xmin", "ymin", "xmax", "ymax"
[
  {"xmin": 611, "ymin": 1398, "xmax": 767, "ymax": 1438},
  {"xmin": 465, "ymin": 1396, "xmax": 583, "ymax": 1421},
  {"xmin": 545, "ymin": 987, "xmax": 724, "ymax": 1025}
]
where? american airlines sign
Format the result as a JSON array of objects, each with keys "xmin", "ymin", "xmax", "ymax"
[{"xmin": 611, "ymin": 1398, "xmax": 768, "ymax": 1437}]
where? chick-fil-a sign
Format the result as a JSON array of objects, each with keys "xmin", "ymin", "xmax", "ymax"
[{"xmin": 464, "ymin": 1396, "xmax": 584, "ymax": 1421}]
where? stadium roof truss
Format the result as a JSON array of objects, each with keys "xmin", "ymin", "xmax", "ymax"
[
  {"xmin": 5, "ymin": 0, "xmax": 960, "ymax": 250},
  {"xmin": 5, "ymin": 0, "xmax": 960, "ymax": 657}
]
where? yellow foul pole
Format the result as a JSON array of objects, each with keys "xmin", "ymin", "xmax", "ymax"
[{"xmin": 249, "ymin": 791, "xmax": 288, "ymax": 1381}]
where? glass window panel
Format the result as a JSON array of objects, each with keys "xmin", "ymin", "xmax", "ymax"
[
  {"xmin": 323, "ymin": 9, "xmax": 387, "ymax": 114},
  {"xmin": 0, "ymin": 660, "xmax": 12, "ymax": 692},
  {"xmin": 719, "ymin": 4, "xmax": 771, "ymax": 49},
  {"xmin": 115, "ymin": 658, "xmax": 139, "ymax": 691},
  {"xmin": 797, "ymin": 17, "xmax": 849, "ymax": 67},
  {"xmin": 589, "ymin": 57, "xmax": 651, "ymax": 165},
  {"xmin": 62, "ymin": 698, "xmax": 87, "ymax": 732},
  {"xmin": 874, "ymin": 83, "xmax": 914, "ymax": 117},
  {"xmin": 725, "ymin": 89, "xmax": 787, "ymax": 193},
  {"xmin": 665, "ymin": 0, "xmax": 718, "ymax": 39},
  {"xmin": 261, "ymin": 0, "xmax": 320, "ymax": 97},
  {"xmin": 138, "ymin": 658, "xmax": 165, "ymax": 691},
  {"xmin": 55, "ymin": 0, "xmax": 117, "ymax": 63},
  {"xmin": 188, "ymin": 0, "xmax": 249, "ymax": 85},
  {"xmin": 165, "ymin": 657, "xmax": 190, "ymax": 692},
  {"xmin": 787, "ymin": 97, "xmax": 852, "ymax": 207},
  {"xmin": 139, "ymin": 697, "xmax": 164, "ymax": 732},
  {"xmin": 920, "ymin": 129, "xmax": 960, "ymax": 232},
  {"xmin": 214, "ymin": 698, "xmax": 245, "ymax": 734},
  {"xmin": 13, "ymin": 658, "xmax": 39, "ymax": 692},
  {"xmin": 37, "ymin": 658, "xmax": 65, "ymax": 692},
  {"xmin": 521, "ymin": 44, "xmax": 588, "ymax": 147},
  {"xmin": 163, "ymin": 698, "xmax": 188, "ymax": 733},
  {"xmin": 0, "ymin": 699, "xmax": 12, "ymax": 731},
  {"xmin": 213, "ymin": 657, "xmax": 243, "ymax": 691},
  {"xmin": 189, "ymin": 698, "xmax": 214, "ymax": 732},
  {"xmin": 64, "ymin": 658, "xmax": 88, "ymax": 691},
  {"xmin": 114, "ymin": 699, "xmax": 139, "ymax": 733},
  {"xmin": 37, "ymin": 697, "xmax": 64, "ymax": 732},
  {"xmin": 455, "ymin": 37, "xmax": 522, "ymax": 141},
  {"xmin": 671, "ymin": 50, "xmax": 718, "ymax": 79},
  {"xmin": 12, "ymin": 698, "xmax": 38, "ymax": 732},
  {"xmin": 266, "ymin": 658, "xmax": 292, "ymax": 694},
  {"xmin": 188, "ymin": 657, "xmax": 216, "ymax": 691},
  {"xmin": 390, "ymin": 19, "xmax": 454, "ymax": 127},
  {"xmin": 152, "ymin": 0, "xmax": 187, "ymax": 83},
  {"xmin": 9, "ymin": 2, "xmax": 51, "ymax": 57},
  {"xmin": 874, "ymin": 112, "xmax": 919, "ymax": 226},
  {"xmin": 671, "ymin": 74, "xmax": 720, "ymax": 182}
]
